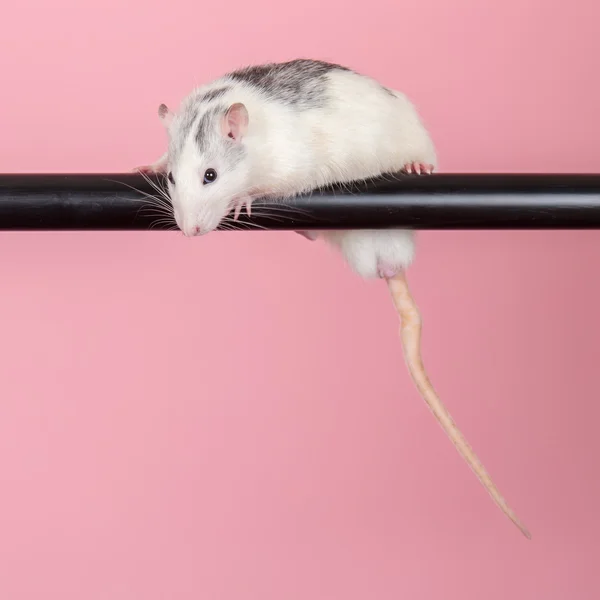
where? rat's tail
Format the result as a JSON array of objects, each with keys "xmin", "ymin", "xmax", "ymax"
[{"xmin": 386, "ymin": 272, "xmax": 531, "ymax": 539}]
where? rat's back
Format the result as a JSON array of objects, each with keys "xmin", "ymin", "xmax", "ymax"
[{"xmin": 177, "ymin": 59, "xmax": 436, "ymax": 194}]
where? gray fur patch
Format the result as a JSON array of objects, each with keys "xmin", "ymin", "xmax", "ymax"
[
  {"xmin": 225, "ymin": 58, "xmax": 351, "ymax": 109},
  {"xmin": 177, "ymin": 107, "xmax": 199, "ymax": 149},
  {"xmin": 199, "ymin": 86, "xmax": 230, "ymax": 103},
  {"xmin": 195, "ymin": 104, "xmax": 225, "ymax": 152},
  {"xmin": 168, "ymin": 101, "xmax": 246, "ymax": 172}
]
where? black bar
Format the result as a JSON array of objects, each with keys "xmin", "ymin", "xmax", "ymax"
[{"xmin": 1, "ymin": 172, "xmax": 600, "ymax": 231}]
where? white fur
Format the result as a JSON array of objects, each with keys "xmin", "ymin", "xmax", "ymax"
[{"xmin": 159, "ymin": 67, "xmax": 437, "ymax": 278}]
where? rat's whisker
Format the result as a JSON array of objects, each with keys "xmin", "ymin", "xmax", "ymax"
[
  {"xmin": 148, "ymin": 217, "xmax": 176, "ymax": 230},
  {"xmin": 138, "ymin": 170, "xmax": 172, "ymax": 204},
  {"xmin": 221, "ymin": 216, "xmax": 270, "ymax": 231},
  {"xmin": 107, "ymin": 179, "xmax": 174, "ymax": 222},
  {"xmin": 250, "ymin": 203, "xmax": 315, "ymax": 218},
  {"xmin": 138, "ymin": 204, "xmax": 173, "ymax": 216},
  {"xmin": 239, "ymin": 212, "xmax": 292, "ymax": 225}
]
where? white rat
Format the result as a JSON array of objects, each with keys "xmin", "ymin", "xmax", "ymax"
[{"xmin": 137, "ymin": 58, "xmax": 530, "ymax": 539}]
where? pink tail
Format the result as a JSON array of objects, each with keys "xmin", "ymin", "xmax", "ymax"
[{"xmin": 387, "ymin": 272, "xmax": 531, "ymax": 539}]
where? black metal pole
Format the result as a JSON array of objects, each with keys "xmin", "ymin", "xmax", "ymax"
[{"xmin": 1, "ymin": 172, "xmax": 600, "ymax": 231}]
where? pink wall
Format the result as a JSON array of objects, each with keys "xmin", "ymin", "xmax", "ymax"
[{"xmin": 1, "ymin": 0, "xmax": 599, "ymax": 598}]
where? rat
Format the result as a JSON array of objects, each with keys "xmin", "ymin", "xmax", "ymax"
[{"xmin": 136, "ymin": 58, "xmax": 531, "ymax": 539}]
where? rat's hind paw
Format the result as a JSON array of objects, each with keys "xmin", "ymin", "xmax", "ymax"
[{"xmin": 403, "ymin": 162, "xmax": 434, "ymax": 175}]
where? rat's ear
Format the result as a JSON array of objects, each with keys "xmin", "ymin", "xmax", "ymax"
[
  {"xmin": 158, "ymin": 103, "xmax": 175, "ymax": 128},
  {"xmin": 221, "ymin": 103, "xmax": 248, "ymax": 141}
]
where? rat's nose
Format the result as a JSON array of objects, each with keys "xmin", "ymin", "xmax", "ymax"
[{"xmin": 182, "ymin": 225, "xmax": 200, "ymax": 237}]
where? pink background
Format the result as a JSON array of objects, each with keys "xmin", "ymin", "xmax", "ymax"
[{"xmin": 1, "ymin": 0, "xmax": 599, "ymax": 598}]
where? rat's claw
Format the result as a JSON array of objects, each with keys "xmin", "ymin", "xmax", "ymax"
[
  {"xmin": 233, "ymin": 200, "xmax": 242, "ymax": 221},
  {"xmin": 403, "ymin": 161, "xmax": 435, "ymax": 175},
  {"xmin": 233, "ymin": 197, "xmax": 252, "ymax": 220}
]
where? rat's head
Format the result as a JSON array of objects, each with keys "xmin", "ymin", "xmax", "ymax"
[{"xmin": 159, "ymin": 101, "xmax": 251, "ymax": 236}]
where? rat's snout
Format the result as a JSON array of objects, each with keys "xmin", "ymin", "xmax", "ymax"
[
  {"xmin": 181, "ymin": 224, "xmax": 200, "ymax": 237},
  {"xmin": 180, "ymin": 217, "xmax": 213, "ymax": 237},
  {"xmin": 175, "ymin": 202, "xmax": 219, "ymax": 238},
  {"xmin": 176, "ymin": 211, "xmax": 202, "ymax": 237}
]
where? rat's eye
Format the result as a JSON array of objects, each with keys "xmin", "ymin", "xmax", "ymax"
[
  {"xmin": 167, "ymin": 172, "xmax": 175, "ymax": 185},
  {"xmin": 203, "ymin": 169, "xmax": 217, "ymax": 185}
]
